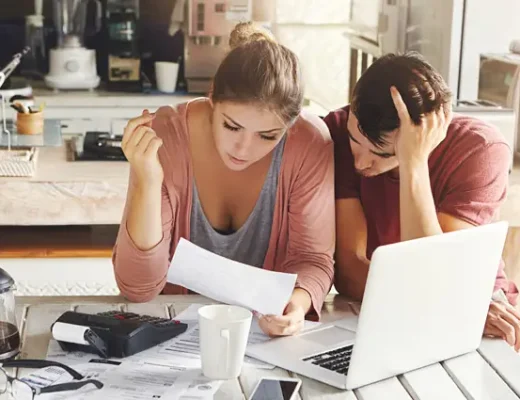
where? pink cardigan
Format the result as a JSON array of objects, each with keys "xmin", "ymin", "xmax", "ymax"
[{"xmin": 112, "ymin": 100, "xmax": 335, "ymax": 318}]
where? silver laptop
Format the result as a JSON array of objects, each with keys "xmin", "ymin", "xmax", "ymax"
[{"xmin": 247, "ymin": 222, "xmax": 509, "ymax": 390}]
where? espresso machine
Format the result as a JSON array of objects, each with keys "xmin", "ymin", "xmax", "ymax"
[
  {"xmin": 45, "ymin": 0, "xmax": 102, "ymax": 90},
  {"xmin": 183, "ymin": 0, "xmax": 253, "ymax": 93}
]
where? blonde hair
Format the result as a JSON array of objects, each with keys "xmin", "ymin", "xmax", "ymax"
[
  {"xmin": 229, "ymin": 21, "xmax": 276, "ymax": 49},
  {"xmin": 211, "ymin": 22, "xmax": 303, "ymax": 125}
]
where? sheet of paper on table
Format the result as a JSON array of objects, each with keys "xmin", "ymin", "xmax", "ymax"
[
  {"xmin": 46, "ymin": 337, "xmax": 200, "ymax": 369},
  {"xmin": 167, "ymin": 238, "xmax": 297, "ymax": 316},
  {"xmin": 163, "ymin": 304, "xmax": 322, "ymax": 370},
  {"xmin": 31, "ymin": 360, "xmax": 222, "ymax": 400},
  {"xmin": 167, "ymin": 303, "xmax": 275, "ymax": 369}
]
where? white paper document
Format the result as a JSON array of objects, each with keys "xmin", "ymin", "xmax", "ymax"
[
  {"xmin": 21, "ymin": 365, "xmax": 74, "ymax": 390},
  {"xmin": 164, "ymin": 369, "xmax": 223, "ymax": 400},
  {"xmin": 164, "ymin": 304, "xmax": 274, "ymax": 369},
  {"xmin": 167, "ymin": 238, "xmax": 297, "ymax": 316},
  {"xmin": 33, "ymin": 360, "xmax": 221, "ymax": 400},
  {"xmin": 47, "ymin": 338, "xmax": 198, "ymax": 370},
  {"xmin": 163, "ymin": 304, "xmax": 322, "ymax": 370}
]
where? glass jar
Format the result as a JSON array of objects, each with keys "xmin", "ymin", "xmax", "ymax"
[{"xmin": 0, "ymin": 268, "xmax": 19, "ymax": 360}]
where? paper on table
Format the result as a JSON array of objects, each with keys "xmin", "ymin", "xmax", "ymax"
[
  {"xmin": 20, "ymin": 365, "xmax": 73, "ymax": 390},
  {"xmin": 177, "ymin": 304, "xmax": 322, "ymax": 332},
  {"xmin": 46, "ymin": 339, "xmax": 99, "ymax": 365},
  {"xmin": 33, "ymin": 360, "xmax": 124, "ymax": 399},
  {"xmin": 167, "ymin": 238, "xmax": 297, "ymax": 316},
  {"xmin": 164, "ymin": 304, "xmax": 322, "ymax": 370},
  {"xmin": 166, "ymin": 304, "xmax": 274, "ymax": 369},
  {"xmin": 35, "ymin": 360, "xmax": 219, "ymax": 400},
  {"xmin": 86, "ymin": 363, "xmax": 192, "ymax": 400},
  {"xmin": 46, "ymin": 335, "xmax": 202, "ymax": 370},
  {"xmin": 163, "ymin": 369, "xmax": 223, "ymax": 400}
]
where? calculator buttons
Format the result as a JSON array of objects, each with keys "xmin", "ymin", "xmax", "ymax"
[{"xmin": 94, "ymin": 311, "xmax": 177, "ymax": 328}]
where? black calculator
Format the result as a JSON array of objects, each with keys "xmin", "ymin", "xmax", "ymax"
[{"xmin": 52, "ymin": 310, "xmax": 188, "ymax": 358}]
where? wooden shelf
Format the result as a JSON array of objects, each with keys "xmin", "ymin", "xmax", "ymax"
[{"xmin": 0, "ymin": 225, "xmax": 118, "ymax": 258}]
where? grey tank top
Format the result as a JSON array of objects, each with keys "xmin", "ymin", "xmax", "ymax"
[{"xmin": 190, "ymin": 136, "xmax": 286, "ymax": 268}]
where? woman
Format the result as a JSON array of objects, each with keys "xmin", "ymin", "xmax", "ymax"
[{"xmin": 112, "ymin": 22, "xmax": 335, "ymax": 337}]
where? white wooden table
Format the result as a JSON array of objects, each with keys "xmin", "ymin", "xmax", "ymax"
[{"xmin": 8, "ymin": 294, "xmax": 520, "ymax": 399}]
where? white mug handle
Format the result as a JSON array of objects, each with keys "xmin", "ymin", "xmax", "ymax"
[{"xmin": 220, "ymin": 328, "xmax": 230, "ymax": 374}]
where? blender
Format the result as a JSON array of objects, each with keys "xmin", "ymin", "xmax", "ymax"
[{"xmin": 45, "ymin": 0, "xmax": 102, "ymax": 90}]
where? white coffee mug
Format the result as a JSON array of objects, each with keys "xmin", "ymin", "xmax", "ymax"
[
  {"xmin": 155, "ymin": 61, "xmax": 179, "ymax": 93},
  {"xmin": 198, "ymin": 304, "xmax": 252, "ymax": 380}
]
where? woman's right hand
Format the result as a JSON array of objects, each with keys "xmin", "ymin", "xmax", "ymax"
[{"xmin": 122, "ymin": 110, "xmax": 164, "ymax": 187}]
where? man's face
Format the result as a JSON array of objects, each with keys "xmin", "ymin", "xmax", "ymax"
[{"xmin": 347, "ymin": 111, "xmax": 399, "ymax": 177}]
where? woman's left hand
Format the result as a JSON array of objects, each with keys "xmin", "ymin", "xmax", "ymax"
[{"xmin": 258, "ymin": 301, "xmax": 306, "ymax": 337}]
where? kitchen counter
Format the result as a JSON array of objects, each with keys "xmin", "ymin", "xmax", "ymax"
[
  {"xmin": 1, "ymin": 144, "xmax": 519, "ymax": 227},
  {"xmin": 28, "ymin": 83, "xmax": 329, "ymax": 116},
  {"xmin": 0, "ymin": 144, "xmax": 128, "ymax": 226},
  {"xmin": 32, "ymin": 85, "xmax": 197, "ymax": 108}
]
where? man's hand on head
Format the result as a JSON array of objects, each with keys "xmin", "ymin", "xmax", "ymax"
[
  {"xmin": 483, "ymin": 300, "xmax": 520, "ymax": 352},
  {"xmin": 390, "ymin": 86, "xmax": 452, "ymax": 168}
]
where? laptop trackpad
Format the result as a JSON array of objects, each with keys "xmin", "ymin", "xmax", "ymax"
[
  {"xmin": 334, "ymin": 316, "xmax": 359, "ymax": 332},
  {"xmin": 301, "ymin": 326, "xmax": 355, "ymax": 347}
]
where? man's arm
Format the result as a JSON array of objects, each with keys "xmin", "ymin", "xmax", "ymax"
[
  {"xmin": 335, "ymin": 198, "xmax": 370, "ymax": 301},
  {"xmin": 399, "ymin": 162, "xmax": 443, "ymax": 240},
  {"xmin": 391, "ymin": 86, "xmax": 450, "ymax": 241},
  {"xmin": 334, "ymin": 198, "xmax": 474, "ymax": 302}
]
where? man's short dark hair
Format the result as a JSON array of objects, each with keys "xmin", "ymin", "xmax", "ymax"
[{"xmin": 351, "ymin": 52, "xmax": 452, "ymax": 148}]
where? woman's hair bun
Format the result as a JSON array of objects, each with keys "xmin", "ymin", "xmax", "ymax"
[{"xmin": 229, "ymin": 21, "xmax": 276, "ymax": 49}]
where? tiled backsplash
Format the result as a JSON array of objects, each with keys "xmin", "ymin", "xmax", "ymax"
[
  {"xmin": 276, "ymin": 0, "xmax": 350, "ymax": 24},
  {"xmin": 275, "ymin": 0, "xmax": 351, "ymax": 111},
  {"xmin": 276, "ymin": 25, "xmax": 350, "ymax": 113}
]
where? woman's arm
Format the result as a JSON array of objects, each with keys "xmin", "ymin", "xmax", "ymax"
[
  {"xmin": 112, "ymin": 109, "xmax": 176, "ymax": 302},
  {"xmin": 259, "ymin": 118, "xmax": 336, "ymax": 336},
  {"xmin": 112, "ymin": 177, "xmax": 174, "ymax": 302},
  {"xmin": 126, "ymin": 177, "xmax": 164, "ymax": 251},
  {"xmin": 282, "ymin": 135, "xmax": 335, "ymax": 319}
]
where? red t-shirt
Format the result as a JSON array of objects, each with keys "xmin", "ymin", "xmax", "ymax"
[{"xmin": 325, "ymin": 105, "xmax": 518, "ymax": 304}]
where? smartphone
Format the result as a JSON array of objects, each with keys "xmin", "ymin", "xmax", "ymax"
[{"xmin": 249, "ymin": 377, "xmax": 302, "ymax": 400}]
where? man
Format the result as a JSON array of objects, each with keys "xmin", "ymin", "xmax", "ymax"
[{"xmin": 325, "ymin": 52, "xmax": 520, "ymax": 351}]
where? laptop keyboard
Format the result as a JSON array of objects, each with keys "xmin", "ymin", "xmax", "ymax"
[{"xmin": 302, "ymin": 344, "xmax": 353, "ymax": 376}]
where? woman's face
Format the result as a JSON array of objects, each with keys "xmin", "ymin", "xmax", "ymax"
[{"xmin": 211, "ymin": 101, "xmax": 287, "ymax": 171}]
